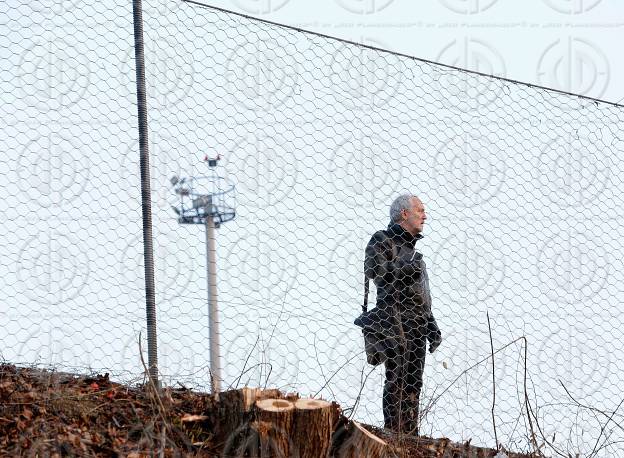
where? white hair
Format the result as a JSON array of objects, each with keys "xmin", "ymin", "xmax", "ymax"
[{"xmin": 389, "ymin": 194, "xmax": 416, "ymax": 223}]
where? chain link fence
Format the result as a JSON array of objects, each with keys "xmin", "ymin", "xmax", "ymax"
[{"xmin": 2, "ymin": 0, "xmax": 624, "ymax": 455}]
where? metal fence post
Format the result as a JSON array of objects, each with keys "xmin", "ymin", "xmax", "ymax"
[{"xmin": 132, "ymin": 0, "xmax": 159, "ymax": 389}]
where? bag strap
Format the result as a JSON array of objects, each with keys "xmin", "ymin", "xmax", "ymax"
[
  {"xmin": 362, "ymin": 230, "xmax": 398, "ymax": 314},
  {"xmin": 362, "ymin": 276, "xmax": 369, "ymax": 313}
]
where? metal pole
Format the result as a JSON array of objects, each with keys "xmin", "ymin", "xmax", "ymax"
[
  {"xmin": 132, "ymin": 0, "xmax": 159, "ymax": 388},
  {"xmin": 205, "ymin": 197, "xmax": 221, "ymax": 395}
]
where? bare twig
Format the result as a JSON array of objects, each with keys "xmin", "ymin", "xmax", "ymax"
[
  {"xmin": 263, "ymin": 363, "xmax": 273, "ymax": 390},
  {"xmin": 231, "ymin": 335, "xmax": 260, "ymax": 390},
  {"xmin": 428, "ymin": 336, "xmax": 525, "ymax": 412},
  {"xmin": 520, "ymin": 336, "xmax": 542, "ymax": 456},
  {"xmin": 589, "ymin": 396, "xmax": 624, "ymax": 457},
  {"xmin": 262, "ymin": 287, "xmax": 290, "ymax": 390},
  {"xmin": 229, "ymin": 362, "xmax": 273, "ymax": 389},
  {"xmin": 487, "ymin": 311, "xmax": 499, "ymax": 450},
  {"xmin": 159, "ymin": 428, "xmax": 165, "ymax": 458},
  {"xmin": 138, "ymin": 332, "xmax": 170, "ymax": 433},
  {"xmin": 559, "ymin": 381, "xmax": 624, "ymax": 435},
  {"xmin": 264, "ymin": 287, "xmax": 290, "ymax": 351},
  {"xmin": 313, "ymin": 333, "xmax": 336, "ymax": 399},
  {"xmin": 313, "ymin": 351, "xmax": 364, "ymax": 398},
  {"xmin": 520, "ymin": 336, "xmax": 568, "ymax": 458},
  {"xmin": 345, "ymin": 364, "xmax": 378, "ymax": 420}
]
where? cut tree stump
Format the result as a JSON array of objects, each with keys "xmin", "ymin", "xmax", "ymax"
[
  {"xmin": 335, "ymin": 421, "xmax": 388, "ymax": 458},
  {"xmin": 220, "ymin": 387, "xmax": 282, "ymax": 413},
  {"xmin": 255, "ymin": 398, "xmax": 295, "ymax": 458},
  {"xmin": 292, "ymin": 398, "xmax": 337, "ymax": 458},
  {"xmin": 217, "ymin": 387, "xmax": 258, "ymax": 440},
  {"xmin": 217, "ymin": 388, "xmax": 283, "ymax": 438}
]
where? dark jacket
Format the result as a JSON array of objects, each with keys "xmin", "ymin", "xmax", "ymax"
[{"xmin": 355, "ymin": 223, "xmax": 440, "ymax": 353}]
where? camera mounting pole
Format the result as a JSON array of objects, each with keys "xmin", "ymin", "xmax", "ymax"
[{"xmin": 171, "ymin": 155, "xmax": 235, "ymax": 396}]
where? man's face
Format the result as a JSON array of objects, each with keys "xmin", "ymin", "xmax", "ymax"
[{"xmin": 401, "ymin": 197, "xmax": 427, "ymax": 235}]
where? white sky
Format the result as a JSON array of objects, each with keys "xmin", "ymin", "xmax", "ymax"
[{"xmin": 202, "ymin": 0, "xmax": 623, "ymax": 105}]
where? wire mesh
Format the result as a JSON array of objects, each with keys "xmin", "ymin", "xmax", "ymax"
[{"xmin": 2, "ymin": 0, "xmax": 624, "ymax": 455}]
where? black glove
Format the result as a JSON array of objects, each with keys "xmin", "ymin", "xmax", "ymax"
[
  {"xmin": 428, "ymin": 335, "xmax": 442, "ymax": 353},
  {"xmin": 427, "ymin": 316, "xmax": 442, "ymax": 353}
]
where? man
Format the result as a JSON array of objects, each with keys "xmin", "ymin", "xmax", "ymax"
[{"xmin": 361, "ymin": 194, "xmax": 442, "ymax": 435}]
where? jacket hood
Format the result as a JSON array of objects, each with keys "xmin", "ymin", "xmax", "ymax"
[{"xmin": 386, "ymin": 222, "xmax": 423, "ymax": 245}]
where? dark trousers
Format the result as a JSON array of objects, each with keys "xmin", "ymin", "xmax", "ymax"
[{"xmin": 382, "ymin": 328, "xmax": 427, "ymax": 434}]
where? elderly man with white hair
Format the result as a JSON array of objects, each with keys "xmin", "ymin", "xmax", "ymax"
[{"xmin": 357, "ymin": 194, "xmax": 442, "ymax": 435}]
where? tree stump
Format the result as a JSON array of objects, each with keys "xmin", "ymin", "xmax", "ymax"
[
  {"xmin": 255, "ymin": 398, "xmax": 295, "ymax": 458},
  {"xmin": 335, "ymin": 421, "xmax": 387, "ymax": 458},
  {"xmin": 221, "ymin": 387, "xmax": 259, "ymax": 411},
  {"xmin": 292, "ymin": 398, "xmax": 337, "ymax": 458},
  {"xmin": 217, "ymin": 387, "xmax": 258, "ymax": 438}
]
